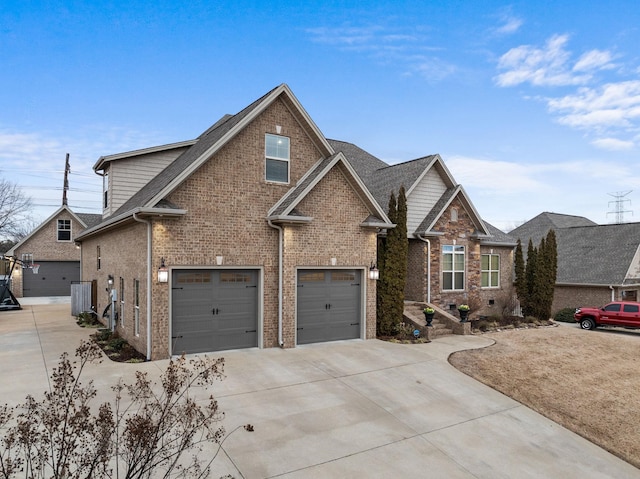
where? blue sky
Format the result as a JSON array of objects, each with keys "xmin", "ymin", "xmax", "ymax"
[{"xmin": 2, "ymin": 1, "xmax": 640, "ymax": 232}]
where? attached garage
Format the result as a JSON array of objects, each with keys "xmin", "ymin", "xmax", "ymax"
[
  {"xmin": 171, "ymin": 269, "xmax": 259, "ymax": 355},
  {"xmin": 22, "ymin": 261, "xmax": 80, "ymax": 297},
  {"xmin": 296, "ymin": 269, "xmax": 362, "ymax": 344}
]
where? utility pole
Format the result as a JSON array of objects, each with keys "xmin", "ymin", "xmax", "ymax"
[
  {"xmin": 607, "ymin": 191, "xmax": 633, "ymax": 224},
  {"xmin": 62, "ymin": 153, "xmax": 70, "ymax": 206}
]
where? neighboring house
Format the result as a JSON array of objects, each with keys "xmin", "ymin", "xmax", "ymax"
[
  {"xmin": 76, "ymin": 84, "xmax": 515, "ymax": 360},
  {"xmin": 509, "ymin": 212, "xmax": 640, "ymax": 312},
  {"xmin": 7, "ymin": 205, "xmax": 101, "ymax": 297},
  {"xmin": 332, "ymin": 140, "xmax": 517, "ymax": 316}
]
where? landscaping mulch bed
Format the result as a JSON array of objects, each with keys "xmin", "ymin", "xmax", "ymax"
[{"xmin": 76, "ymin": 312, "xmax": 147, "ymax": 363}]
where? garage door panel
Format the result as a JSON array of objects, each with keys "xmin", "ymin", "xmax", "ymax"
[
  {"xmin": 297, "ymin": 269, "xmax": 361, "ymax": 345},
  {"xmin": 172, "ymin": 269, "xmax": 258, "ymax": 355},
  {"xmin": 23, "ymin": 261, "xmax": 80, "ymax": 297}
]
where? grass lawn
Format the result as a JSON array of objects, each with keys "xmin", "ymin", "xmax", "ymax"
[{"xmin": 449, "ymin": 323, "xmax": 640, "ymax": 469}]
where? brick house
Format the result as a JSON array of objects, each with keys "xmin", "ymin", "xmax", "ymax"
[
  {"xmin": 7, "ymin": 205, "xmax": 101, "ymax": 297},
  {"xmin": 332, "ymin": 141, "xmax": 517, "ymax": 317},
  {"xmin": 510, "ymin": 212, "xmax": 640, "ymax": 313},
  {"xmin": 77, "ymin": 84, "xmax": 516, "ymax": 360},
  {"xmin": 76, "ymin": 84, "xmax": 393, "ymax": 360}
]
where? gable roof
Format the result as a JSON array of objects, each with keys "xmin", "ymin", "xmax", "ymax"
[
  {"xmin": 110, "ymin": 84, "xmax": 334, "ymax": 219},
  {"xmin": 509, "ymin": 212, "xmax": 596, "ymax": 245},
  {"xmin": 555, "ymin": 223, "xmax": 640, "ymax": 285},
  {"xmin": 7, "ymin": 206, "xmax": 99, "ymax": 255},
  {"xmin": 332, "ymin": 140, "xmax": 495, "ymax": 240},
  {"xmin": 267, "ymin": 152, "xmax": 393, "ymax": 227}
]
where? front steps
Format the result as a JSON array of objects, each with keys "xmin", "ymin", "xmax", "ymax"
[{"xmin": 403, "ymin": 301, "xmax": 471, "ymax": 341}]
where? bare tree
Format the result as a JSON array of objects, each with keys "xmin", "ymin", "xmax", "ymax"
[
  {"xmin": 0, "ymin": 341, "xmax": 252, "ymax": 479},
  {"xmin": 0, "ymin": 175, "xmax": 32, "ymax": 241}
]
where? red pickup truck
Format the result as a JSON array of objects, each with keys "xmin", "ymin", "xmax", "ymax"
[{"xmin": 574, "ymin": 301, "xmax": 640, "ymax": 330}]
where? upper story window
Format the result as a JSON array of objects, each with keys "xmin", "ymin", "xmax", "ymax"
[
  {"xmin": 442, "ymin": 245, "xmax": 465, "ymax": 291},
  {"xmin": 265, "ymin": 134, "xmax": 290, "ymax": 183},
  {"xmin": 481, "ymin": 253, "xmax": 500, "ymax": 288},
  {"xmin": 57, "ymin": 219, "xmax": 71, "ymax": 241}
]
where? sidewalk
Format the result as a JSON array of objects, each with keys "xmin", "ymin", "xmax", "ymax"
[{"xmin": 1, "ymin": 303, "xmax": 638, "ymax": 478}]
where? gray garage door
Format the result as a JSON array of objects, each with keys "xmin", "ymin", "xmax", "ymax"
[
  {"xmin": 22, "ymin": 261, "xmax": 80, "ymax": 297},
  {"xmin": 297, "ymin": 269, "xmax": 362, "ymax": 345},
  {"xmin": 171, "ymin": 269, "xmax": 258, "ymax": 355}
]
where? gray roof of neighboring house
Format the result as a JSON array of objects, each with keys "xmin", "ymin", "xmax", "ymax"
[
  {"xmin": 509, "ymin": 212, "xmax": 596, "ymax": 246},
  {"xmin": 555, "ymin": 222, "xmax": 640, "ymax": 285},
  {"xmin": 76, "ymin": 213, "xmax": 102, "ymax": 230}
]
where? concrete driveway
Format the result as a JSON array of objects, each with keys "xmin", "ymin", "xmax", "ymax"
[{"xmin": 1, "ymin": 302, "xmax": 638, "ymax": 478}]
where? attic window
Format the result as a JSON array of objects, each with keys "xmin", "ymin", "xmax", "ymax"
[
  {"xmin": 265, "ymin": 134, "xmax": 290, "ymax": 183},
  {"xmin": 57, "ymin": 219, "xmax": 71, "ymax": 241}
]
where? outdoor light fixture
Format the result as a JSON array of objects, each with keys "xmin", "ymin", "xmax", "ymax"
[
  {"xmin": 107, "ymin": 274, "xmax": 114, "ymax": 286},
  {"xmin": 369, "ymin": 262, "xmax": 379, "ymax": 280},
  {"xmin": 158, "ymin": 258, "xmax": 168, "ymax": 283}
]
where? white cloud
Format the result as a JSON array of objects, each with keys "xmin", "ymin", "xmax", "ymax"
[
  {"xmin": 573, "ymin": 49, "xmax": 615, "ymax": 72},
  {"xmin": 547, "ymin": 81, "xmax": 640, "ymax": 130},
  {"xmin": 591, "ymin": 137, "xmax": 635, "ymax": 150},
  {"xmin": 495, "ymin": 34, "xmax": 615, "ymax": 87}
]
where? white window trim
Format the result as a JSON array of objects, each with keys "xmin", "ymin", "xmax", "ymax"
[
  {"xmin": 442, "ymin": 245, "xmax": 465, "ymax": 291},
  {"xmin": 134, "ymin": 279, "xmax": 140, "ymax": 336},
  {"xmin": 481, "ymin": 253, "xmax": 500, "ymax": 288},
  {"xmin": 57, "ymin": 219, "xmax": 72, "ymax": 242},
  {"xmin": 265, "ymin": 133, "xmax": 290, "ymax": 184}
]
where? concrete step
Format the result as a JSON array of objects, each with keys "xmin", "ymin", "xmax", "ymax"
[{"xmin": 402, "ymin": 302, "xmax": 454, "ymax": 340}]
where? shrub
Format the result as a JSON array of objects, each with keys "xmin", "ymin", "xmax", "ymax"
[
  {"xmin": 0, "ymin": 341, "xmax": 252, "ymax": 478},
  {"xmin": 554, "ymin": 307, "xmax": 577, "ymax": 323}
]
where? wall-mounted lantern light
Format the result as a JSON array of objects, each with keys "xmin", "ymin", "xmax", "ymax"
[
  {"xmin": 369, "ymin": 262, "xmax": 379, "ymax": 280},
  {"xmin": 158, "ymin": 258, "xmax": 169, "ymax": 283},
  {"xmin": 107, "ymin": 274, "xmax": 114, "ymax": 286}
]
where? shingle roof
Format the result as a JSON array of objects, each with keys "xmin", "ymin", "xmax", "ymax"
[
  {"xmin": 112, "ymin": 87, "xmax": 280, "ymax": 217},
  {"xmin": 555, "ymin": 223, "xmax": 640, "ymax": 284},
  {"xmin": 509, "ymin": 212, "xmax": 596, "ymax": 246},
  {"xmin": 76, "ymin": 213, "xmax": 102, "ymax": 230}
]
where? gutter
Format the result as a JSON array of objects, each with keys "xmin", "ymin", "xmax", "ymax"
[
  {"xmin": 267, "ymin": 220, "xmax": 284, "ymax": 347},
  {"xmin": 133, "ymin": 212, "xmax": 153, "ymax": 361},
  {"xmin": 416, "ymin": 234, "xmax": 431, "ymax": 303}
]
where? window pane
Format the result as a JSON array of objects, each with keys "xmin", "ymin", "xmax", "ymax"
[
  {"xmin": 442, "ymin": 253, "xmax": 453, "ymax": 270},
  {"xmin": 443, "ymin": 272, "xmax": 453, "ymax": 290},
  {"xmin": 454, "ymin": 254, "xmax": 464, "ymax": 270},
  {"xmin": 266, "ymin": 134, "xmax": 289, "ymax": 159},
  {"xmin": 266, "ymin": 159, "xmax": 288, "ymax": 182},
  {"xmin": 491, "ymin": 255, "xmax": 500, "ymax": 270},
  {"xmin": 604, "ymin": 304, "xmax": 620, "ymax": 312},
  {"xmin": 481, "ymin": 255, "xmax": 489, "ymax": 270},
  {"xmin": 454, "ymin": 272, "xmax": 464, "ymax": 289},
  {"xmin": 481, "ymin": 271, "xmax": 489, "ymax": 287},
  {"xmin": 491, "ymin": 272, "xmax": 499, "ymax": 287},
  {"xmin": 623, "ymin": 304, "xmax": 639, "ymax": 313}
]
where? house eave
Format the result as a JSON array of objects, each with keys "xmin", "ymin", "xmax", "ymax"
[
  {"xmin": 266, "ymin": 215, "xmax": 313, "ymax": 225},
  {"xmin": 362, "ymin": 221, "xmax": 395, "ymax": 229},
  {"xmin": 75, "ymin": 207, "xmax": 187, "ymax": 242}
]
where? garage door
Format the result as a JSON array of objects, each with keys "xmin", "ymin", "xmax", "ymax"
[
  {"xmin": 171, "ymin": 269, "xmax": 258, "ymax": 355},
  {"xmin": 22, "ymin": 261, "xmax": 80, "ymax": 297},
  {"xmin": 297, "ymin": 269, "xmax": 362, "ymax": 345}
]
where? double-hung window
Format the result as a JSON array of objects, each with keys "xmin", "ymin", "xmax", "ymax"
[
  {"xmin": 265, "ymin": 134, "xmax": 290, "ymax": 183},
  {"xmin": 134, "ymin": 279, "xmax": 140, "ymax": 336},
  {"xmin": 57, "ymin": 219, "xmax": 71, "ymax": 241},
  {"xmin": 481, "ymin": 254, "xmax": 500, "ymax": 288},
  {"xmin": 443, "ymin": 245, "xmax": 465, "ymax": 290}
]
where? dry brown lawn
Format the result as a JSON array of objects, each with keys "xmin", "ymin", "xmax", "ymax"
[{"xmin": 449, "ymin": 323, "xmax": 640, "ymax": 469}]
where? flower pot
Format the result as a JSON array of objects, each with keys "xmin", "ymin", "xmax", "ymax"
[
  {"xmin": 458, "ymin": 309, "xmax": 469, "ymax": 322},
  {"xmin": 424, "ymin": 312, "xmax": 434, "ymax": 327}
]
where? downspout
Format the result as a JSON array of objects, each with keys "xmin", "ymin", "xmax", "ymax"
[
  {"xmin": 416, "ymin": 235, "xmax": 431, "ymax": 304},
  {"xmin": 610, "ymin": 285, "xmax": 615, "ymax": 302},
  {"xmin": 267, "ymin": 220, "xmax": 284, "ymax": 347},
  {"xmin": 133, "ymin": 213, "xmax": 153, "ymax": 361}
]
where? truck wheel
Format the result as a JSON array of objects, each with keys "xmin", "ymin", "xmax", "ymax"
[{"xmin": 580, "ymin": 318, "xmax": 595, "ymax": 330}]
